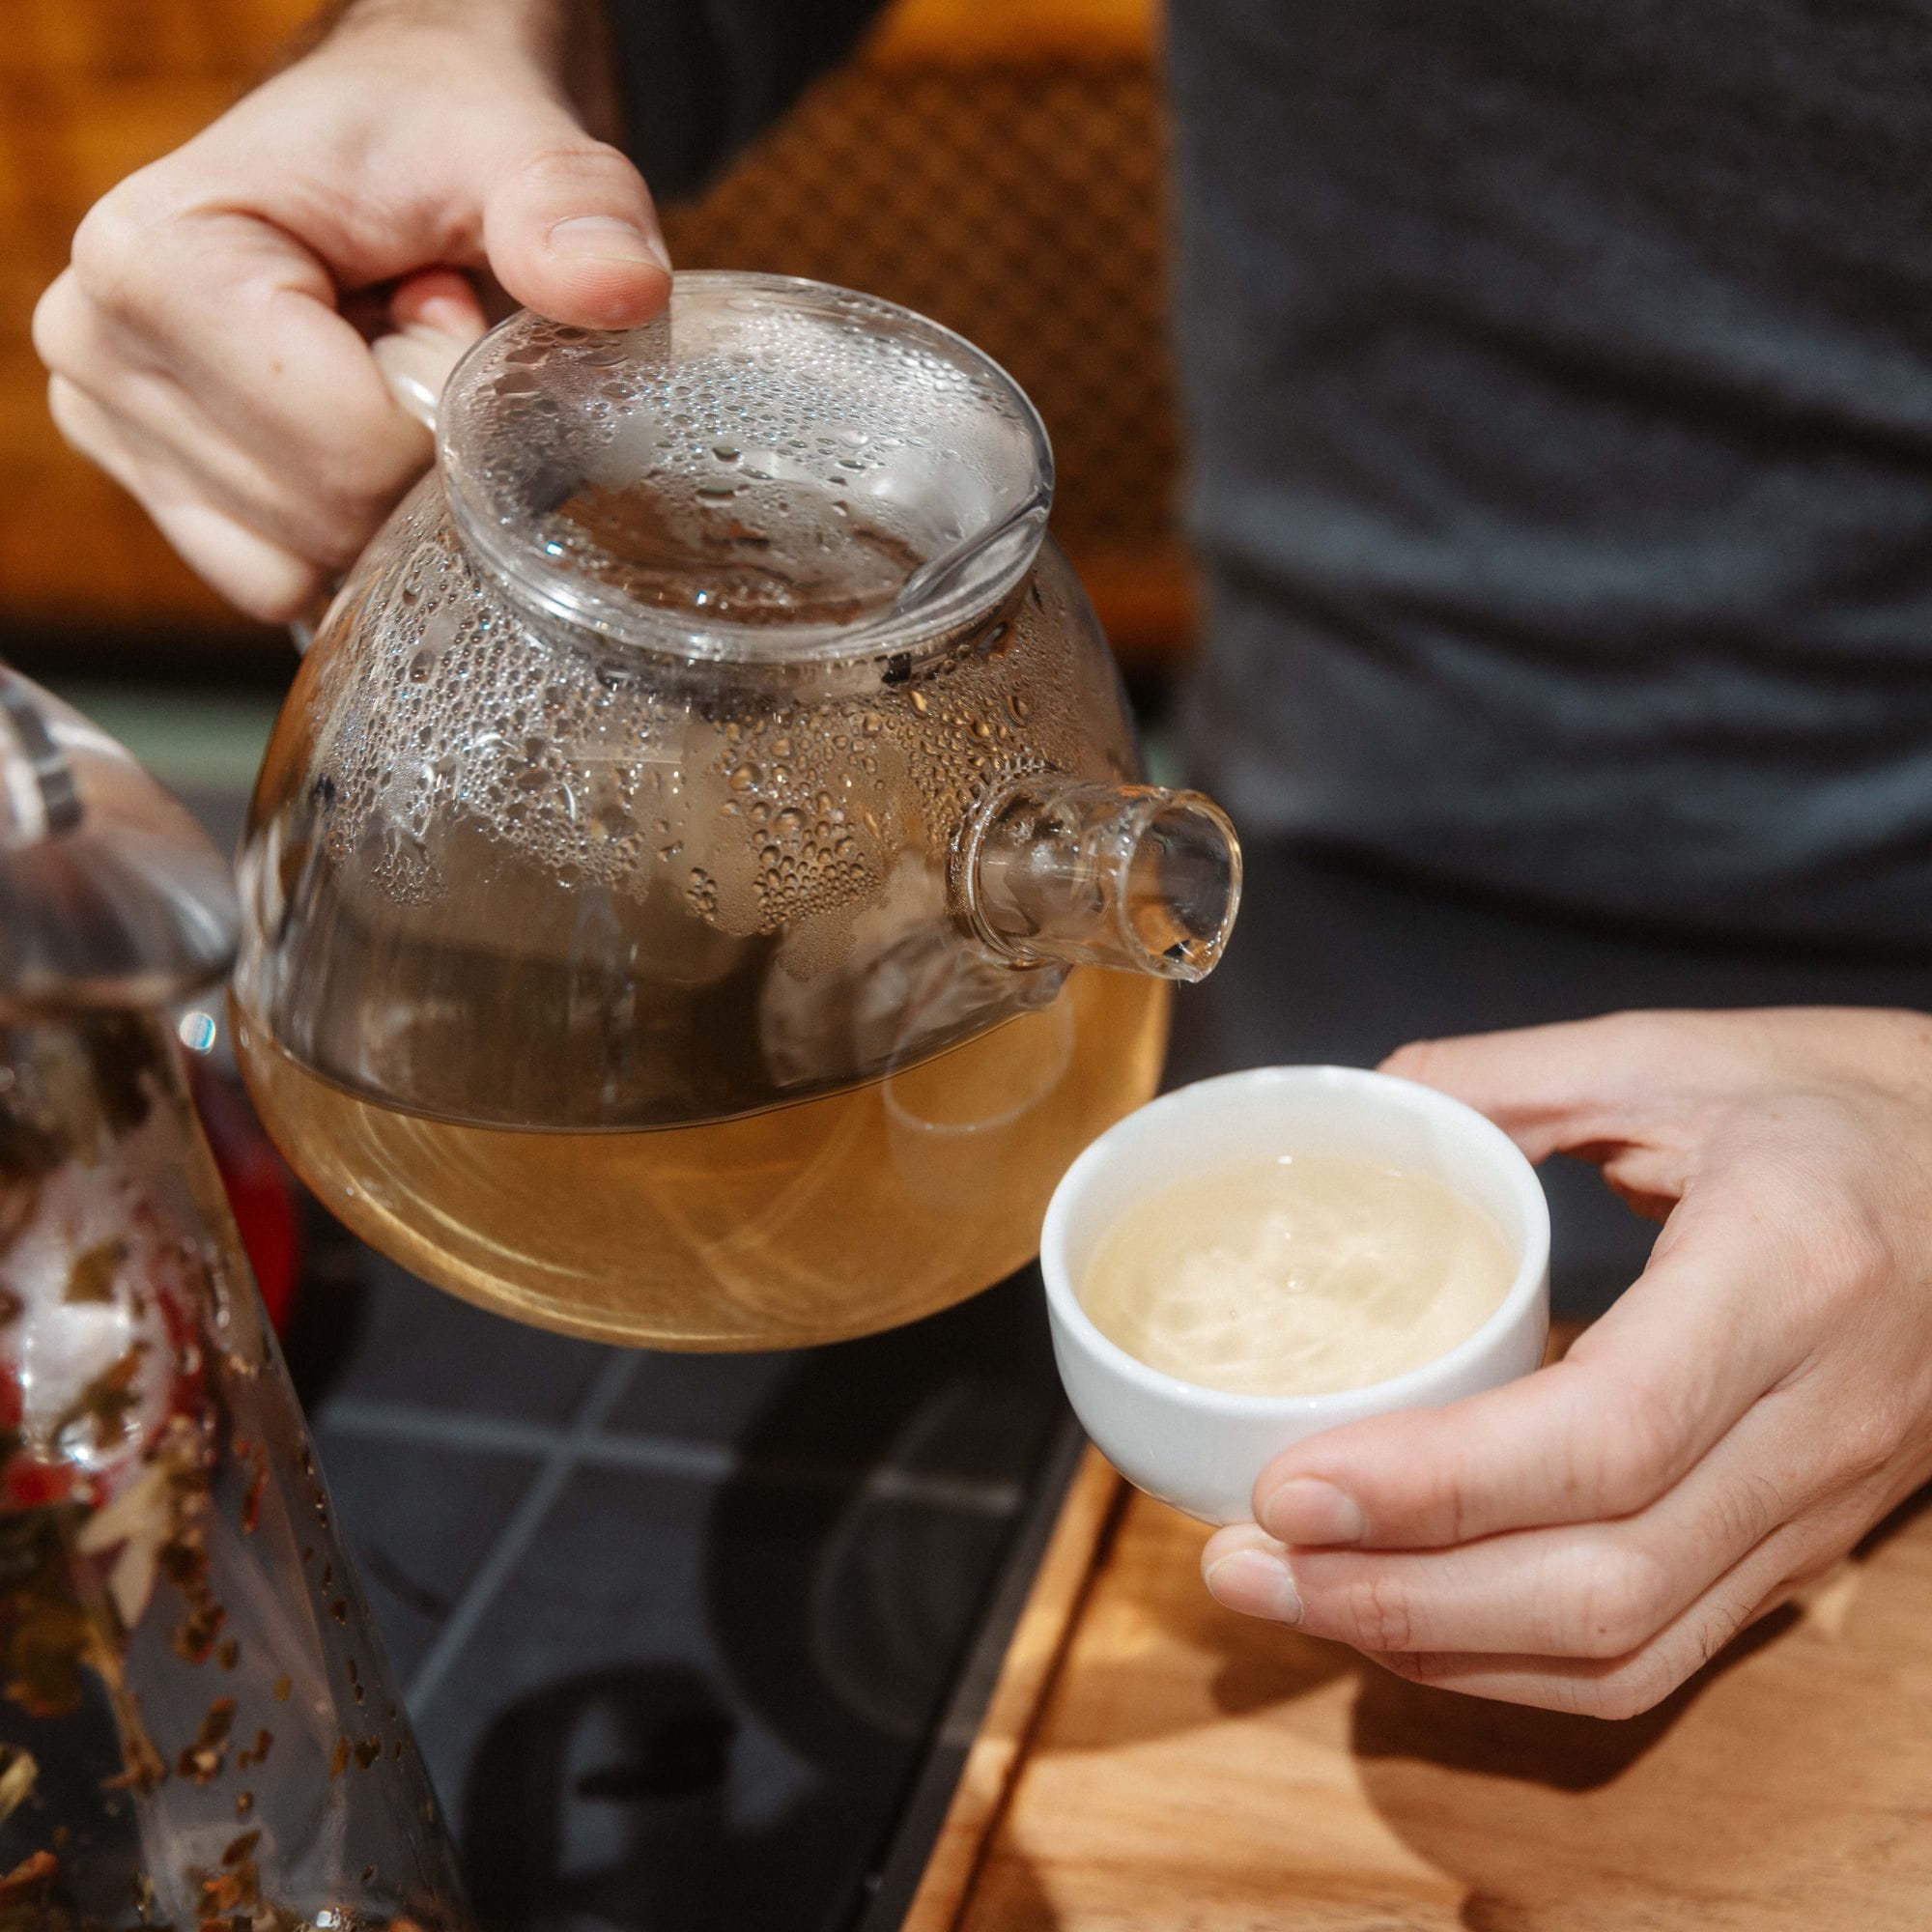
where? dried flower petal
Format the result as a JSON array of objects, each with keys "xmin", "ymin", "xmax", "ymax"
[
  {"xmin": 0, "ymin": 1747, "xmax": 36, "ymax": 1826},
  {"xmin": 0, "ymin": 1850, "xmax": 57, "ymax": 1904},
  {"xmin": 241, "ymin": 1451, "xmax": 267, "ymax": 1535},
  {"xmin": 201, "ymin": 1872, "xmax": 242, "ymax": 1911}
]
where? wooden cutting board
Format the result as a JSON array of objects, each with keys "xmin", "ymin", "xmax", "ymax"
[{"xmin": 905, "ymin": 1448, "xmax": 1932, "ymax": 1929}]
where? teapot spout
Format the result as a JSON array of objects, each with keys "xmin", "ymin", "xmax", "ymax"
[{"xmin": 961, "ymin": 777, "xmax": 1241, "ymax": 982}]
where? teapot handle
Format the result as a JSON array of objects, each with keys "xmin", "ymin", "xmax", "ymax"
[
  {"xmin": 286, "ymin": 323, "xmax": 468, "ymax": 652},
  {"xmin": 368, "ymin": 324, "xmax": 456, "ymax": 435}
]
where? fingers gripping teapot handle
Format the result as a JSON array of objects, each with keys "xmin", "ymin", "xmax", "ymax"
[
  {"xmin": 369, "ymin": 327, "xmax": 453, "ymax": 436},
  {"xmin": 285, "ymin": 324, "xmax": 466, "ymax": 653}
]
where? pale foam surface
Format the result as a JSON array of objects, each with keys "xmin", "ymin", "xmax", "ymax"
[{"xmin": 1079, "ymin": 1152, "xmax": 1515, "ymax": 1397}]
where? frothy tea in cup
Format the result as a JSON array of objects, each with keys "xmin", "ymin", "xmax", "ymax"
[{"xmin": 1077, "ymin": 1152, "xmax": 1515, "ymax": 1397}]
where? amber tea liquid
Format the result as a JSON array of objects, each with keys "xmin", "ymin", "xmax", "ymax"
[{"xmin": 238, "ymin": 969, "xmax": 1167, "ymax": 1349}]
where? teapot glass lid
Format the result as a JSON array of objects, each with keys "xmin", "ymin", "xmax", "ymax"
[{"xmin": 438, "ymin": 273, "xmax": 1054, "ymax": 661}]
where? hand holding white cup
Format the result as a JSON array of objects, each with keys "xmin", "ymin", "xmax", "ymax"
[{"xmin": 1040, "ymin": 1065, "xmax": 1551, "ymax": 1526}]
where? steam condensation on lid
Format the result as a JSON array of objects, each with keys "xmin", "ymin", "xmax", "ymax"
[
  {"xmin": 300, "ymin": 504, "xmax": 1113, "ymax": 952},
  {"xmin": 441, "ymin": 287, "xmax": 1038, "ymax": 636}
]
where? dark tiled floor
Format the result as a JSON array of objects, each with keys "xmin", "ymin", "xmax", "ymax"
[
  {"xmin": 432, "ymin": 1471, "xmax": 1011, "ymax": 1932},
  {"xmin": 602, "ymin": 1280, "xmax": 1059, "ymax": 1485},
  {"xmin": 305, "ymin": 1429, "xmax": 541, "ymax": 1684},
  {"xmin": 286, "ymin": 1242, "xmax": 1065, "ymax": 1932},
  {"xmin": 319, "ymin": 1261, "xmax": 611, "ymax": 1425}
]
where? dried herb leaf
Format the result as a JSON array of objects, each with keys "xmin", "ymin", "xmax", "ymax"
[
  {"xmin": 0, "ymin": 1846, "xmax": 70, "ymax": 1932},
  {"xmin": 159, "ymin": 1538, "xmax": 210, "ymax": 1597},
  {"xmin": 176, "ymin": 1697, "xmax": 236, "ymax": 1784},
  {"xmin": 63, "ymin": 1239, "xmax": 126, "ymax": 1305},
  {"xmin": 173, "ymin": 1604, "xmax": 226, "ymax": 1667},
  {"xmin": 75, "ymin": 1463, "xmax": 183, "ymax": 1632},
  {"xmin": 199, "ymin": 1865, "xmax": 255, "ymax": 1915},
  {"xmin": 51, "ymin": 1347, "xmax": 147, "ymax": 1458}
]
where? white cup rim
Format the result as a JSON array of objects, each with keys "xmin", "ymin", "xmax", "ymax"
[{"xmin": 1039, "ymin": 1065, "xmax": 1552, "ymax": 1417}]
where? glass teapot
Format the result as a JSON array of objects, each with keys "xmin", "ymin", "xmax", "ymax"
[{"xmin": 234, "ymin": 274, "xmax": 1240, "ymax": 1350}]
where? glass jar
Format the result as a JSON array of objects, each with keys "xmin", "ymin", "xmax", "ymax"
[{"xmin": 0, "ymin": 668, "xmax": 471, "ymax": 1932}]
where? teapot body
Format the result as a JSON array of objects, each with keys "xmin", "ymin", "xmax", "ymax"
[
  {"xmin": 237, "ymin": 485, "xmax": 1144, "ymax": 1133},
  {"xmin": 231, "ymin": 278, "xmax": 1234, "ymax": 1350},
  {"xmin": 234, "ymin": 491, "xmax": 1172, "ymax": 1348}
]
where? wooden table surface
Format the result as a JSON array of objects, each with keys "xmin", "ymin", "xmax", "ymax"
[{"xmin": 905, "ymin": 1447, "xmax": 1932, "ymax": 1930}]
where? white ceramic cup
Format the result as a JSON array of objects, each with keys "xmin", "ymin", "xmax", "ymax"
[{"xmin": 1040, "ymin": 1065, "xmax": 1551, "ymax": 1525}]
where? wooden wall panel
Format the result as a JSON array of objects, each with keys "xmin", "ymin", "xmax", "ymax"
[
  {"xmin": 0, "ymin": 0, "xmax": 315, "ymax": 641},
  {"xmin": 0, "ymin": 0, "xmax": 1192, "ymax": 661}
]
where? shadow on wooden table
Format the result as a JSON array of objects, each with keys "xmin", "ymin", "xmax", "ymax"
[
  {"xmin": 1349, "ymin": 1604, "xmax": 1800, "ymax": 1794},
  {"xmin": 1348, "ymin": 1483, "xmax": 1932, "ymax": 1791},
  {"xmin": 1343, "ymin": 1483, "xmax": 1932, "ymax": 1930},
  {"xmin": 908, "ymin": 1447, "xmax": 1932, "ymax": 1932}
]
